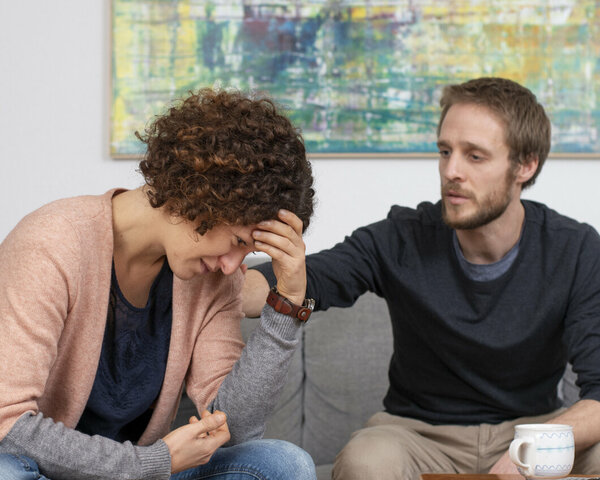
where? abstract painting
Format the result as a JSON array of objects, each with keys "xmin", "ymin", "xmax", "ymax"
[{"xmin": 111, "ymin": 0, "xmax": 599, "ymax": 157}]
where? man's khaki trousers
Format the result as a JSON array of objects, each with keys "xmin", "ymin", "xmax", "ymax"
[{"xmin": 333, "ymin": 409, "xmax": 600, "ymax": 480}]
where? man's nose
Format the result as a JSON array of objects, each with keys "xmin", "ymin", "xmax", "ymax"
[{"xmin": 442, "ymin": 152, "xmax": 465, "ymax": 181}]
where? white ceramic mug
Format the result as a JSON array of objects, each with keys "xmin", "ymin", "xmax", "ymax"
[{"xmin": 509, "ymin": 424, "xmax": 574, "ymax": 479}]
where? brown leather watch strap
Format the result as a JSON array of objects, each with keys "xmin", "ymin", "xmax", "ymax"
[{"xmin": 266, "ymin": 286, "xmax": 314, "ymax": 322}]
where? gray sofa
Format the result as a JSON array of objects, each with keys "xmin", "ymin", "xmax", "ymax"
[{"xmin": 174, "ymin": 290, "xmax": 580, "ymax": 480}]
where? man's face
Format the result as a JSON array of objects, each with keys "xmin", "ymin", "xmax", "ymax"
[{"xmin": 437, "ymin": 103, "xmax": 519, "ymax": 230}]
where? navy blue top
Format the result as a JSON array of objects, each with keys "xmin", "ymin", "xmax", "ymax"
[
  {"xmin": 255, "ymin": 201, "xmax": 600, "ymax": 425},
  {"xmin": 76, "ymin": 260, "xmax": 173, "ymax": 442}
]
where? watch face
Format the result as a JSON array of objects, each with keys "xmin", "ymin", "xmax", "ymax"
[{"xmin": 304, "ymin": 298, "xmax": 315, "ymax": 311}]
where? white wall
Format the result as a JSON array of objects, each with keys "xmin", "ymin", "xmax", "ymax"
[{"xmin": 2, "ymin": 1, "xmax": 600, "ymax": 254}]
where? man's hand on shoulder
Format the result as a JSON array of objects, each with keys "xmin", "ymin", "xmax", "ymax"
[{"xmin": 241, "ymin": 269, "xmax": 270, "ymax": 318}]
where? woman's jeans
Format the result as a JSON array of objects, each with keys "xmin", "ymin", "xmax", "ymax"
[{"xmin": 0, "ymin": 439, "xmax": 316, "ymax": 480}]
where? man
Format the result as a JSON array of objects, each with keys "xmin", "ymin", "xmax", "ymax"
[{"xmin": 242, "ymin": 77, "xmax": 600, "ymax": 479}]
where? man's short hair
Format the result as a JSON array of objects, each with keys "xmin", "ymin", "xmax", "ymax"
[{"xmin": 437, "ymin": 77, "xmax": 551, "ymax": 189}]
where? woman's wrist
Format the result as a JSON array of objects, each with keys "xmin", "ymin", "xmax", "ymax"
[{"xmin": 275, "ymin": 283, "xmax": 305, "ymax": 306}]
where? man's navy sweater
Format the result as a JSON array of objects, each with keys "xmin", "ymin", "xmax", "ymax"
[{"xmin": 256, "ymin": 200, "xmax": 600, "ymax": 424}]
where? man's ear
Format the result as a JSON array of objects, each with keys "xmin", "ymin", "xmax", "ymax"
[{"xmin": 516, "ymin": 154, "xmax": 539, "ymax": 186}]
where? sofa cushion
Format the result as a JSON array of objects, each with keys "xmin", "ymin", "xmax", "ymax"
[
  {"xmin": 559, "ymin": 362, "xmax": 580, "ymax": 407},
  {"xmin": 302, "ymin": 292, "xmax": 393, "ymax": 465}
]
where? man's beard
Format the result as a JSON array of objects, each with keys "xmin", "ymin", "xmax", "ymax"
[{"xmin": 441, "ymin": 168, "xmax": 516, "ymax": 230}]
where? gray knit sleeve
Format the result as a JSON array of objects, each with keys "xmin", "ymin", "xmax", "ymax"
[
  {"xmin": 0, "ymin": 306, "xmax": 301, "ymax": 476},
  {"xmin": 0, "ymin": 412, "xmax": 171, "ymax": 480},
  {"xmin": 209, "ymin": 304, "xmax": 302, "ymax": 444}
]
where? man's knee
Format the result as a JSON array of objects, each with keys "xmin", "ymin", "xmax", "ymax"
[
  {"xmin": 332, "ymin": 426, "xmax": 418, "ymax": 480},
  {"xmin": 574, "ymin": 441, "xmax": 600, "ymax": 474}
]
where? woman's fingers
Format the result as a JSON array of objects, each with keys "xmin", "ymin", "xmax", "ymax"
[
  {"xmin": 252, "ymin": 212, "xmax": 304, "ymax": 258},
  {"xmin": 253, "ymin": 234, "xmax": 297, "ymax": 261},
  {"xmin": 253, "ymin": 221, "xmax": 302, "ymax": 255},
  {"xmin": 255, "ymin": 209, "xmax": 302, "ymax": 236},
  {"xmin": 277, "ymin": 209, "xmax": 304, "ymax": 235},
  {"xmin": 251, "ymin": 210, "xmax": 307, "ymax": 305},
  {"xmin": 193, "ymin": 411, "xmax": 227, "ymax": 436},
  {"xmin": 163, "ymin": 411, "xmax": 231, "ymax": 473}
]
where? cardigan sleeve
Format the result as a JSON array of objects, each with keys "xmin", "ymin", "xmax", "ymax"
[
  {"xmin": 184, "ymin": 271, "xmax": 246, "ymax": 418},
  {"xmin": 0, "ymin": 206, "xmax": 175, "ymax": 479},
  {"xmin": 0, "ymin": 211, "xmax": 79, "ymax": 440},
  {"xmin": 0, "ymin": 412, "xmax": 171, "ymax": 480}
]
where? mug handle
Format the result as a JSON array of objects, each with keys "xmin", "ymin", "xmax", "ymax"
[{"xmin": 509, "ymin": 437, "xmax": 534, "ymax": 474}]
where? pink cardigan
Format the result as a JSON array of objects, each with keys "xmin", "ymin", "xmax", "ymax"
[{"xmin": 0, "ymin": 190, "xmax": 245, "ymax": 445}]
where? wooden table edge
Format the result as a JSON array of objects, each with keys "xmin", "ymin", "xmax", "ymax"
[
  {"xmin": 421, "ymin": 475, "xmax": 600, "ymax": 479},
  {"xmin": 421, "ymin": 475, "xmax": 523, "ymax": 480}
]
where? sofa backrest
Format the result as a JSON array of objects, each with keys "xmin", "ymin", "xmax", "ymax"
[
  {"xmin": 241, "ymin": 291, "xmax": 393, "ymax": 466},
  {"xmin": 240, "ymin": 290, "xmax": 581, "ymax": 467}
]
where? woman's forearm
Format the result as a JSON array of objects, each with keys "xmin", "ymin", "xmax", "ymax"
[
  {"xmin": 0, "ymin": 412, "xmax": 171, "ymax": 480},
  {"xmin": 210, "ymin": 305, "xmax": 301, "ymax": 444}
]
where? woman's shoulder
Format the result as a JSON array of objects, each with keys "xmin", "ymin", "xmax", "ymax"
[
  {"xmin": 13, "ymin": 190, "xmax": 117, "ymax": 243},
  {"xmin": 1, "ymin": 190, "xmax": 118, "ymax": 279},
  {"xmin": 34, "ymin": 189, "xmax": 116, "ymax": 224}
]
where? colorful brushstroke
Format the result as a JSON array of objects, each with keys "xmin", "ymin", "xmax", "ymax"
[{"xmin": 111, "ymin": 0, "xmax": 600, "ymax": 156}]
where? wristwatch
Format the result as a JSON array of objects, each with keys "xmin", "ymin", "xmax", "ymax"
[{"xmin": 266, "ymin": 286, "xmax": 315, "ymax": 322}]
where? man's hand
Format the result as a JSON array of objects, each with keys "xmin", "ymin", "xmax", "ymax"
[
  {"xmin": 488, "ymin": 450, "xmax": 520, "ymax": 475},
  {"xmin": 162, "ymin": 410, "xmax": 230, "ymax": 473},
  {"xmin": 252, "ymin": 209, "xmax": 307, "ymax": 306}
]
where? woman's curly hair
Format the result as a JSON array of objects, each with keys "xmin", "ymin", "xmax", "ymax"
[{"xmin": 137, "ymin": 88, "xmax": 315, "ymax": 234}]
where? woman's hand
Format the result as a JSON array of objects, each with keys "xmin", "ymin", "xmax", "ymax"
[
  {"xmin": 252, "ymin": 210, "xmax": 306, "ymax": 305},
  {"xmin": 162, "ymin": 410, "xmax": 230, "ymax": 474}
]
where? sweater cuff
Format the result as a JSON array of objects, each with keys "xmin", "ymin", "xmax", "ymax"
[
  {"xmin": 260, "ymin": 304, "xmax": 303, "ymax": 341},
  {"xmin": 139, "ymin": 439, "xmax": 172, "ymax": 480}
]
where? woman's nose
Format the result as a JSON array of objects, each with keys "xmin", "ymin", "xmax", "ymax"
[{"xmin": 218, "ymin": 248, "xmax": 249, "ymax": 275}]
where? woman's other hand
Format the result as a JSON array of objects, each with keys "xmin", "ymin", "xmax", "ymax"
[
  {"xmin": 252, "ymin": 210, "xmax": 306, "ymax": 305},
  {"xmin": 162, "ymin": 409, "xmax": 230, "ymax": 473}
]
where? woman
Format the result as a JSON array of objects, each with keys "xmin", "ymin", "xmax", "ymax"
[{"xmin": 0, "ymin": 89, "xmax": 316, "ymax": 479}]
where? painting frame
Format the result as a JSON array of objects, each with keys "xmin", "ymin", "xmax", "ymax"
[{"xmin": 110, "ymin": 0, "xmax": 600, "ymax": 159}]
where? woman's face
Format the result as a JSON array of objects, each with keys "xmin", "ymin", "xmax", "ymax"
[{"xmin": 164, "ymin": 220, "xmax": 257, "ymax": 280}]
